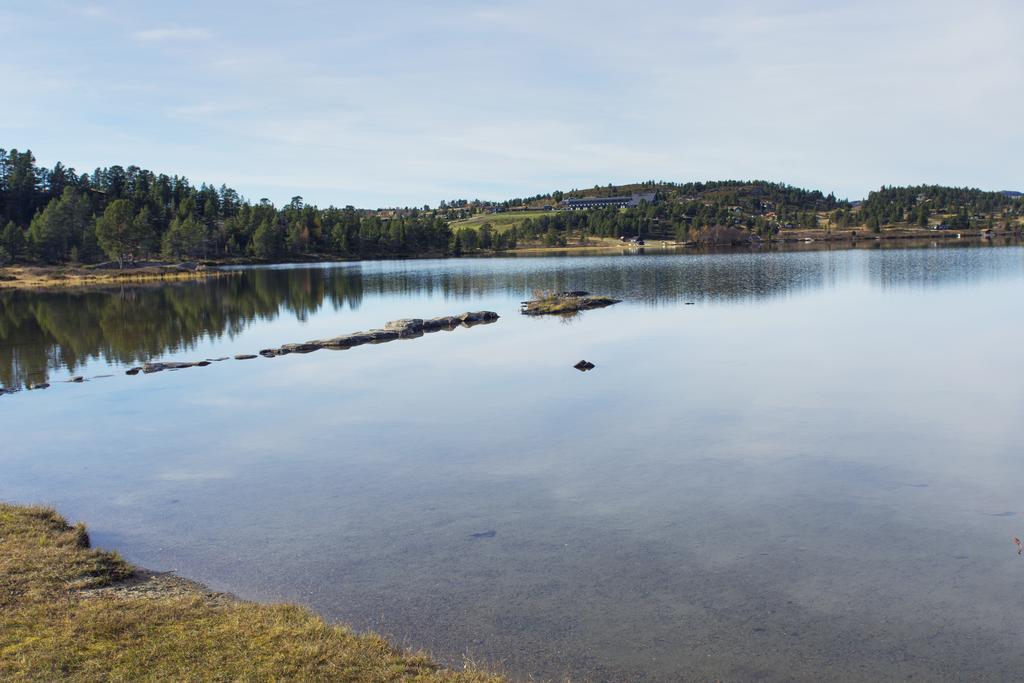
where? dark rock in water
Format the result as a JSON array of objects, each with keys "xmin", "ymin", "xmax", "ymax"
[
  {"xmin": 459, "ymin": 311, "xmax": 500, "ymax": 323},
  {"xmin": 460, "ymin": 311, "xmax": 500, "ymax": 328},
  {"xmin": 234, "ymin": 354, "xmax": 257, "ymax": 360},
  {"xmin": 280, "ymin": 342, "xmax": 322, "ymax": 354},
  {"xmin": 144, "ymin": 361, "xmax": 195, "ymax": 373},
  {"xmin": 125, "ymin": 367, "xmax": 142, "ymax": 375},
  {"xmin": 323, "ymin": 332, "xmax": 374, "ymax": 348},
  {"xmin": 574, "ymin": 360, "xmax": 596, "ymax": 371},
  {"xmin": 142, "ymin": 361, "xmax": 196, "ymax": 373},
  {"xmin": 423, "ymin": 316, "xmax": 461, "ymax": 331},
  {"xmin": 470, "ymin": 530, "xmax": 497, "ymax": 538},
  {"xmin": 365, "ymin": 329, "xmax": 399, "ymax": 343},
  {"xmin": 70, "ymin": 376, "xmax": 85, "ymax": 383},
  {"xmin": 207, "ymin": 357, "xmax": 229, "ymax": 362},
  {"xmin": 193, "ymin": 361, "xmax": 211, "ymax": 367},
  {"xmin": 685, "ymin": 302, "xmax": 695, "ymax": 305},
  {"xmin": 258, "ymin": 349, "xmax": 277, "ymax": 358},
  {"xmin": 28, "ymin": 382, "xmax": 50, "ymax": 390}
]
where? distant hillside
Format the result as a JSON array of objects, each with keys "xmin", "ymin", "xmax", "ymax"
[
  {"xmin": 497, "ymin": 180, "xmax": 845, "ymax": 213},
  {"xmin": 453, "ymin": 180, "xmax": 1023, "ymax": 245}
]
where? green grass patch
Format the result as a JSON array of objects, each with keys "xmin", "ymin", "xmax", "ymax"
[{"xmin": 449, "ymin": 210, "xmax": 558, "ymax": 233}]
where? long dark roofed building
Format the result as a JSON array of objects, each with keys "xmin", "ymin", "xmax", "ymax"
[{"xmin": 562, "ymin": 192, "xmax": 656, "ymax": 210}]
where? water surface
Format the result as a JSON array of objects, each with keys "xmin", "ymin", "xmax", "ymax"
[{"xmin": 3, "ymin": 244, "xmax": 1024, "ymax": 681}]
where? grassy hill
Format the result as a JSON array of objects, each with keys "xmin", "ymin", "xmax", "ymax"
[
  {"xmin": 449, "ymin": 210, "xmax": 555, "ymax": 233},
  {"xmin": 443, "ymin": 180, "xmax": 1022, "ymax": 249}
]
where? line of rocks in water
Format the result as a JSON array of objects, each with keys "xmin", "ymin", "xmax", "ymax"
[
  {"xmin": 125, "ymin": 311, "xmax": 499, "ymax": 375},
  {"xmin": 0, "ymin": 312, "xmax": 500, "ymax": 393}
]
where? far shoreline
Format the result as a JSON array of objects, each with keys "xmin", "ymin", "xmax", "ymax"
[{"xmin": 2, "ymin": 230, "xmax": 1019, "ymax": 291}]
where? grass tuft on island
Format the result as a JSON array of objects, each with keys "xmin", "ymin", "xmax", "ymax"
[
  {"xmin": 0, "ymin": 503, "xmax": 502, "ymax": 682},
  {"xmin": 521, "ymin": 290, "xmax": 622, "ymax": 316}
]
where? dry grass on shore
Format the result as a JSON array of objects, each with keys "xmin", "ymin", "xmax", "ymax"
[
  {"xmin": 0, "ymin": 265, "xmax": 227, "ymax": 290},
  {"xmin": 0, "ymin": 503, "xmax": 502, "ymax": 682}
]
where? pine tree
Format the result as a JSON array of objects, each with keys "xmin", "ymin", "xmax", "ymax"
[
  {"xmin": 161, "ymin": 216, "xmax": 205, "ymax": 259},
  {"xmin": 96, "ymin": 199, "xmax": 150, "ymax": 267},
  {"xmin": 28, "ymin": 188, "xmax": 91, "ymax": 262},
  {"xmin": 251, "ymin": 219, "xmax": 284, "ymax": 259},
  {"xmin": 1, "ymin": 221, "xmax": 25, "ymax": 259}
]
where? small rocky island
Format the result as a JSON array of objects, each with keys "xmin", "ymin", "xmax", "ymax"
[{"xmin": 520, "ymin": 291, "xmax": 621, "ymax": 316}]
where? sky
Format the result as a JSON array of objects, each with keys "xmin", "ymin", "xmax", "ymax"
[{"xmin": 3, "ymin": 0, "xmax": 1022, "ymax": 208}]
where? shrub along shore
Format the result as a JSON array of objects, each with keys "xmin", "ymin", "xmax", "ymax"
[{"xmin": 0, "ymin": 502, "xmax": 502, "ymax": 682}]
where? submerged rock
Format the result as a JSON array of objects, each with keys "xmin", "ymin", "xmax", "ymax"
[
  {"xmin": 234, "ymin": 354, "xmax": 257, "ymax": 360},
  {"xmin": 125, "ymin": 367, "xmax": 142, "ymax": 375},
  {"xmin": 384, "ymin": 319, "xmax": 425, "ymax": 337},
  {"xmin": 279, "ymin": 342, "xmax": 322, "ymax": 354},
  {"xmin": 258, "ymin": 349, "xmax": 277, "ymax": 358},
  {"xmin": 143, "ymin": 361, "xmax": 196, "ymax": 373},
  {"xmin": 321, "ymin": 332, "xmax": 372, "ymax": 349},
  {"xmin": 365, "ymin": 329, "xmax": 400, "ymax": 343},
  {"xmin": 423, "ymin": 316, "xmax": 461, "ymax": 331},
  {"xmin": 70, "ymin": 376, "xmax": 85, "ymax": 383},
  {"xmin": 470, "ymin": 530, "xmax": 497, "ymax": 538}
]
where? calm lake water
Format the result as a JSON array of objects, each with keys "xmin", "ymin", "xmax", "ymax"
[{"xmin": 3, "ymin": 243, "xmax": 1024, "ymax": 681}]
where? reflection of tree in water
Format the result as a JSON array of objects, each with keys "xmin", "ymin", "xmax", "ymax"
[
  {"xmin": 0, "ymin": 268, "xmax": 364, "ymax": 388},
  {"xmin": 5, "ymin": 245, "xmax": 1020, "ymax": 389},
  {"xmin": 867, "ymin": 242, "xmax": 1024, "ymax": 289},
  {"xmin": 360, "ymin": 252, "xmax": 836, "ymax": 305}
]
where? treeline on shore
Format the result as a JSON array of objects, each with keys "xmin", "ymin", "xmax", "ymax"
[
  {"xmin": 0, "ymin": 148, "xmax": 472, "ymax": 266},
  {"xmin": 2, "ymin": 147, "xmax": 1022, "ymax": 266}
]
